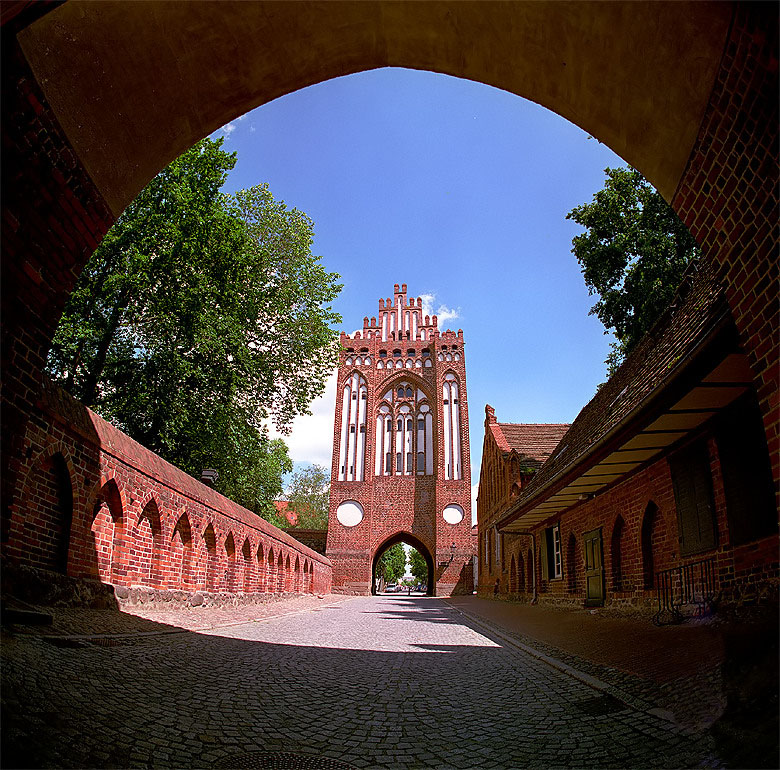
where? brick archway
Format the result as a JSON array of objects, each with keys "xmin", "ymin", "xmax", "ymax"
[
  {"xmin": 371, "ymin": 532, "xmax": 435, "ymax": 597},
  {"xmin": 2, "ymin": 3, "xmax": 777, "ymax": 556}
]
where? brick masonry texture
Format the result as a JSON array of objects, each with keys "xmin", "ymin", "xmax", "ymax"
[
  {"xmin": 478, "ymin": 3, "xmax": 780, "ymax": 615},
  {"xmin": 671, "ymin": 4, "xmax": 779, "ymax": 495},
  {"xmin": 1, "ymin": 5, "xmax": 776, "ymax": 616},
  {"xmin": 0, "ymin": 25, "xmax": 329, "ymax": 603},
  {"xmin": 5, "ymin": 378, "xmax": 331, "ymax": 599},
  {"xmin": 479, "ymin": 271, "xmax": 777, "ymax": 614},
  {"xmin": 478, "ymin": 407, "xmax": 569, "ymax": 593},
  {"xmin": 482, "ymin": 444, "xmax": 777, "ymax": 613},
  {"xmin": 1, "ymin": 32, "xmax": 115, "ymax": 542},
  {"xmin": 326, "ymin": 285, "xmax": 475, "ymax": 595}
]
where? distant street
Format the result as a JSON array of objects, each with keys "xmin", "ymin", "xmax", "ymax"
[{"xmin": 2, "ymin": 596, "xmax": 724, "ymax": 768}]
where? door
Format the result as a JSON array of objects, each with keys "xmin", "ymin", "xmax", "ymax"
[{"xmin": 583, "ymin": 528, "xmax": 604, "ymax": 607}]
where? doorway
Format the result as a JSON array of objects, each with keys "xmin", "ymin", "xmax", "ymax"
[{"xmin": 583, "ymin": 528, "xmax": 604, "ymax": 607}]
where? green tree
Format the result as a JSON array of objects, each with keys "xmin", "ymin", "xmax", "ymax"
[
  {"xmin": 284, "ymin": 464, "xmax": 330, "ymax": 529},
  {"xmin": 376, "ymin": 543, "xmax": 406, "ymax": 584},
  {"xmin": 408, "ymin": 548, "xmax": 428, "ymax": 585},
  {"xmin": 566, "ymin": 167, "xmax": 699, "ymax": 373},
  {"xmin": 47, "ymin": 137, "xmax": 342, "ymax": 517}
]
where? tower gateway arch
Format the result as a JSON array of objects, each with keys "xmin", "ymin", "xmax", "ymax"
[{"xmin": 326, "ymin": 284, "xmax": 474, "ymax": 596}]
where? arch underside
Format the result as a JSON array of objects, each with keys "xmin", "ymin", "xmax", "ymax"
[
  {"xmin": 18, "ymin": 2, "xmax": 732, "ymax": 215},
  {"xmin": 372, "ymin": 531, "xmax": 435, "ymax": 596}
]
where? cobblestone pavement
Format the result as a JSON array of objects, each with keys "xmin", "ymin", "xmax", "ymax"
[
  {"xmin": 19, "ymin": 594, "xmax": 352, "ymax": 638},
  {"xmin": 1, "ymin": 596, "xmax": 736, "ymax": 769},
  {"xmin": 445, "ymin": 596, "xmax": 779, "ymax": 769},
  {"xmin": 444, "ymin": 598, "xmax": 728, "ymax": 731}
]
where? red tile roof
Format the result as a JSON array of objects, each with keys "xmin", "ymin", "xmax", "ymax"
[
  {"xmin": 274, "ymin": 500, "xmax": 298, "ymax": 526},
  {"xmin": 491, "ymin": 423, "xmax": 570, "ymax": 468}
]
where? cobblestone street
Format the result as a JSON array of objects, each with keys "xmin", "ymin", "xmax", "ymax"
[{"xmin": 1, "ymin": 596, "xmax": 735, "ymax": 769}]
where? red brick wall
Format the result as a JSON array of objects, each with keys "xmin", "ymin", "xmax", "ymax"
[
  {"xmin": 1, "ymin": 33, "xmax": 115, "ymax": 542},
  {"xmin": 480, "ymin": 2, "xmax": 780, "ymax": 615},
  {"xmin": 2, "ymin": 7, "xmax": 776, "ymax": 607},
  {"xmin": 326, "ymin": 291, "xmax": 474, "ymax": 596},
  {"xmin": 486, "ymin": 426, "xmax": 778, "ymax": 614},
  {"xmin": 476, "ymin": 418, "xmax": 541, "ymax": 595},
  {"xmin": 4, "ymin": 378, "xmax": 331, "ymax": 597},
  {"xmin": 672, "ymin": 3, "xmax": 779, "ymax": 497}
]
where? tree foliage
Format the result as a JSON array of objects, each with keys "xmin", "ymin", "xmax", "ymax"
[
  {"xmin": 47, "ymin": 138, "xmax": 342, "ymax": 517},
  {"xmin": 408, "ymin": 548, "xmax": 428, "ymax": 584},
  {"xmin": 284, "ymin": 464, "xmax": 330, "ymax": 529},
  {"xmin": 566, "ymin": 167, "xmax": 699, "ymax": 373},
  {"xmin": 376, "ymin": 543, "xmax": 406, "ymax": 584}
]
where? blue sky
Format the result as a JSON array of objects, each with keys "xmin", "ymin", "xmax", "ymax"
[{"xmin": 212, "ymin": 68, "xmax": 626, "ymax": 518}]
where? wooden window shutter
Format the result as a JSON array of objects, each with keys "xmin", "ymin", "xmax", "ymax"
[
  {"xmin": 540, "ymin": 531, "xmax": 549, "ymax": 581},
  {"xmin": 669, "ymin": 439, "xmax": 717, "ymax": 556}
]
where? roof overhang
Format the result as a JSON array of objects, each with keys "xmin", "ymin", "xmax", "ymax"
[{"xmin": 499, "ymin": 319, "xmax": 752, "ymax": 534}]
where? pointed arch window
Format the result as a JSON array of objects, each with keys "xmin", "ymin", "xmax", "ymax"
[
  {"xmin": 442, "ymin": 374, "xmax": 462, "ymax": 480},
  {"xmin": 338, "ymin": 372, "xmax": 368, "ymax": 481}
]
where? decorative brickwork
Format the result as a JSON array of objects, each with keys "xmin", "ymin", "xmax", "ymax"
[
  {"xmin": 326, "ymin": 284, "xmax": 474, "ymax": 595},
  {"xmin": 4, "ymin": 378, "xmax": 331, "ymax": 600}
]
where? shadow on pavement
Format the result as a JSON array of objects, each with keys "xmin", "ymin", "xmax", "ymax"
[{"xmin": 2, "ymin": 596, "xmax": 777, "ymax": 770}]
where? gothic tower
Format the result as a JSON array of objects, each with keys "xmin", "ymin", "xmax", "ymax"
[{"xmin": 326, "ymin": 283, "xmax": 474, "ymax": 595}]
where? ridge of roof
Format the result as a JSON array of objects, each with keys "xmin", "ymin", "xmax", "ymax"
[
  {"xmin": 502, "ymin": 261, "xmax": 730, "ymax": 522},
  {"xmin": 496, "ymin": 422, "xmax": 571, "ymax": 427},
  {"xmin": 489, "ymin": 420, "xmax": 569, "ymax": 461}
]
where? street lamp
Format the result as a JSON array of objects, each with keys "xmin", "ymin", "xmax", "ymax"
[{"xmin": 449, "ymin": 542, "xmax": 456, "ymax": 564}]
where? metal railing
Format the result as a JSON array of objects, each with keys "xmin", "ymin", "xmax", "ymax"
[{"xmin": 652, "ymin": 556, "xmax": 718, "ymax": 626}]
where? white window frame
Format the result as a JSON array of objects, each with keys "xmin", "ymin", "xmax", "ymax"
[{"xmin": 552, "ymin": 523, "xmax": 562, "ymax": 579}]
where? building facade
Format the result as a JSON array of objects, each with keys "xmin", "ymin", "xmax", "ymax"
[
  {"xmin": 476, "ymin": 407, "xmax": 569, "ymax": 596},
  {"xmin": 482, "ymin": 266, "xmax": 778, "ymax": 621},
  {"xmin": 326, "ymin": 284, "xmax": 474, "ymax": 595}
]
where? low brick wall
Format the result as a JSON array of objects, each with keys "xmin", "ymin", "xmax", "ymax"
[{"xmin": 3, "ymin": 379, "xmax": 332, "ymax": 604}]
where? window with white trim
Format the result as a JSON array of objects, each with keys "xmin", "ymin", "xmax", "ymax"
[{"xmin": 541, "ymin": 523, "xmax": 562, "ymax": 579}]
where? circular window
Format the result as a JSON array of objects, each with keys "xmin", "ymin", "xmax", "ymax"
[
  {"xmin": 336, "ymin": 500, "xmax": 364, "ymax": 527},
  {"xmin": 442, "ymin": 504, "xmax": 464, "ymax": 525}
]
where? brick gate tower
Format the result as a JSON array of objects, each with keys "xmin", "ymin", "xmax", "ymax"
[{"xmin": 326, "ymin": 283, "xmax": 474, "ymax": 595}]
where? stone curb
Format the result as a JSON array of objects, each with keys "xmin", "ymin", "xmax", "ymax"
[{"xmin": 443, "ymin": 599, "xmax": 683, "ymax": 728}]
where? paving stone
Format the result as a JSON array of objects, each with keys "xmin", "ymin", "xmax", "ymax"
[{"xmin": 0, "ymin": 595, "xmax": 753, "ymax": 768}]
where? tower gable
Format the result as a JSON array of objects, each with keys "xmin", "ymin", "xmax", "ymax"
[{"xmin": 326, "ymin": 283, "xmax": 474, "ymax": 596}]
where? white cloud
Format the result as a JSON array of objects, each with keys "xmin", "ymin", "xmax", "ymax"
[
  {"xmin": 436, "ymin": 305, "xmax": 460, "ymax": 326},
  {"xmin": 471, "ymin": 484, "xmax": 478, "ymax": 525},
  {"xmin": 420, "ymin": 292, "xmax": 460, "ymax": 329},
  {"xmin": 216, "ymin": 121, "xmax": 237, "ymax": 139},
  {"xmin": 269, "ymin": 369, "xmax": 337, "ymax": 466},
  {"xmin": 419, "ymin": 293, "xmax": 436, "ymax": 317}
]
